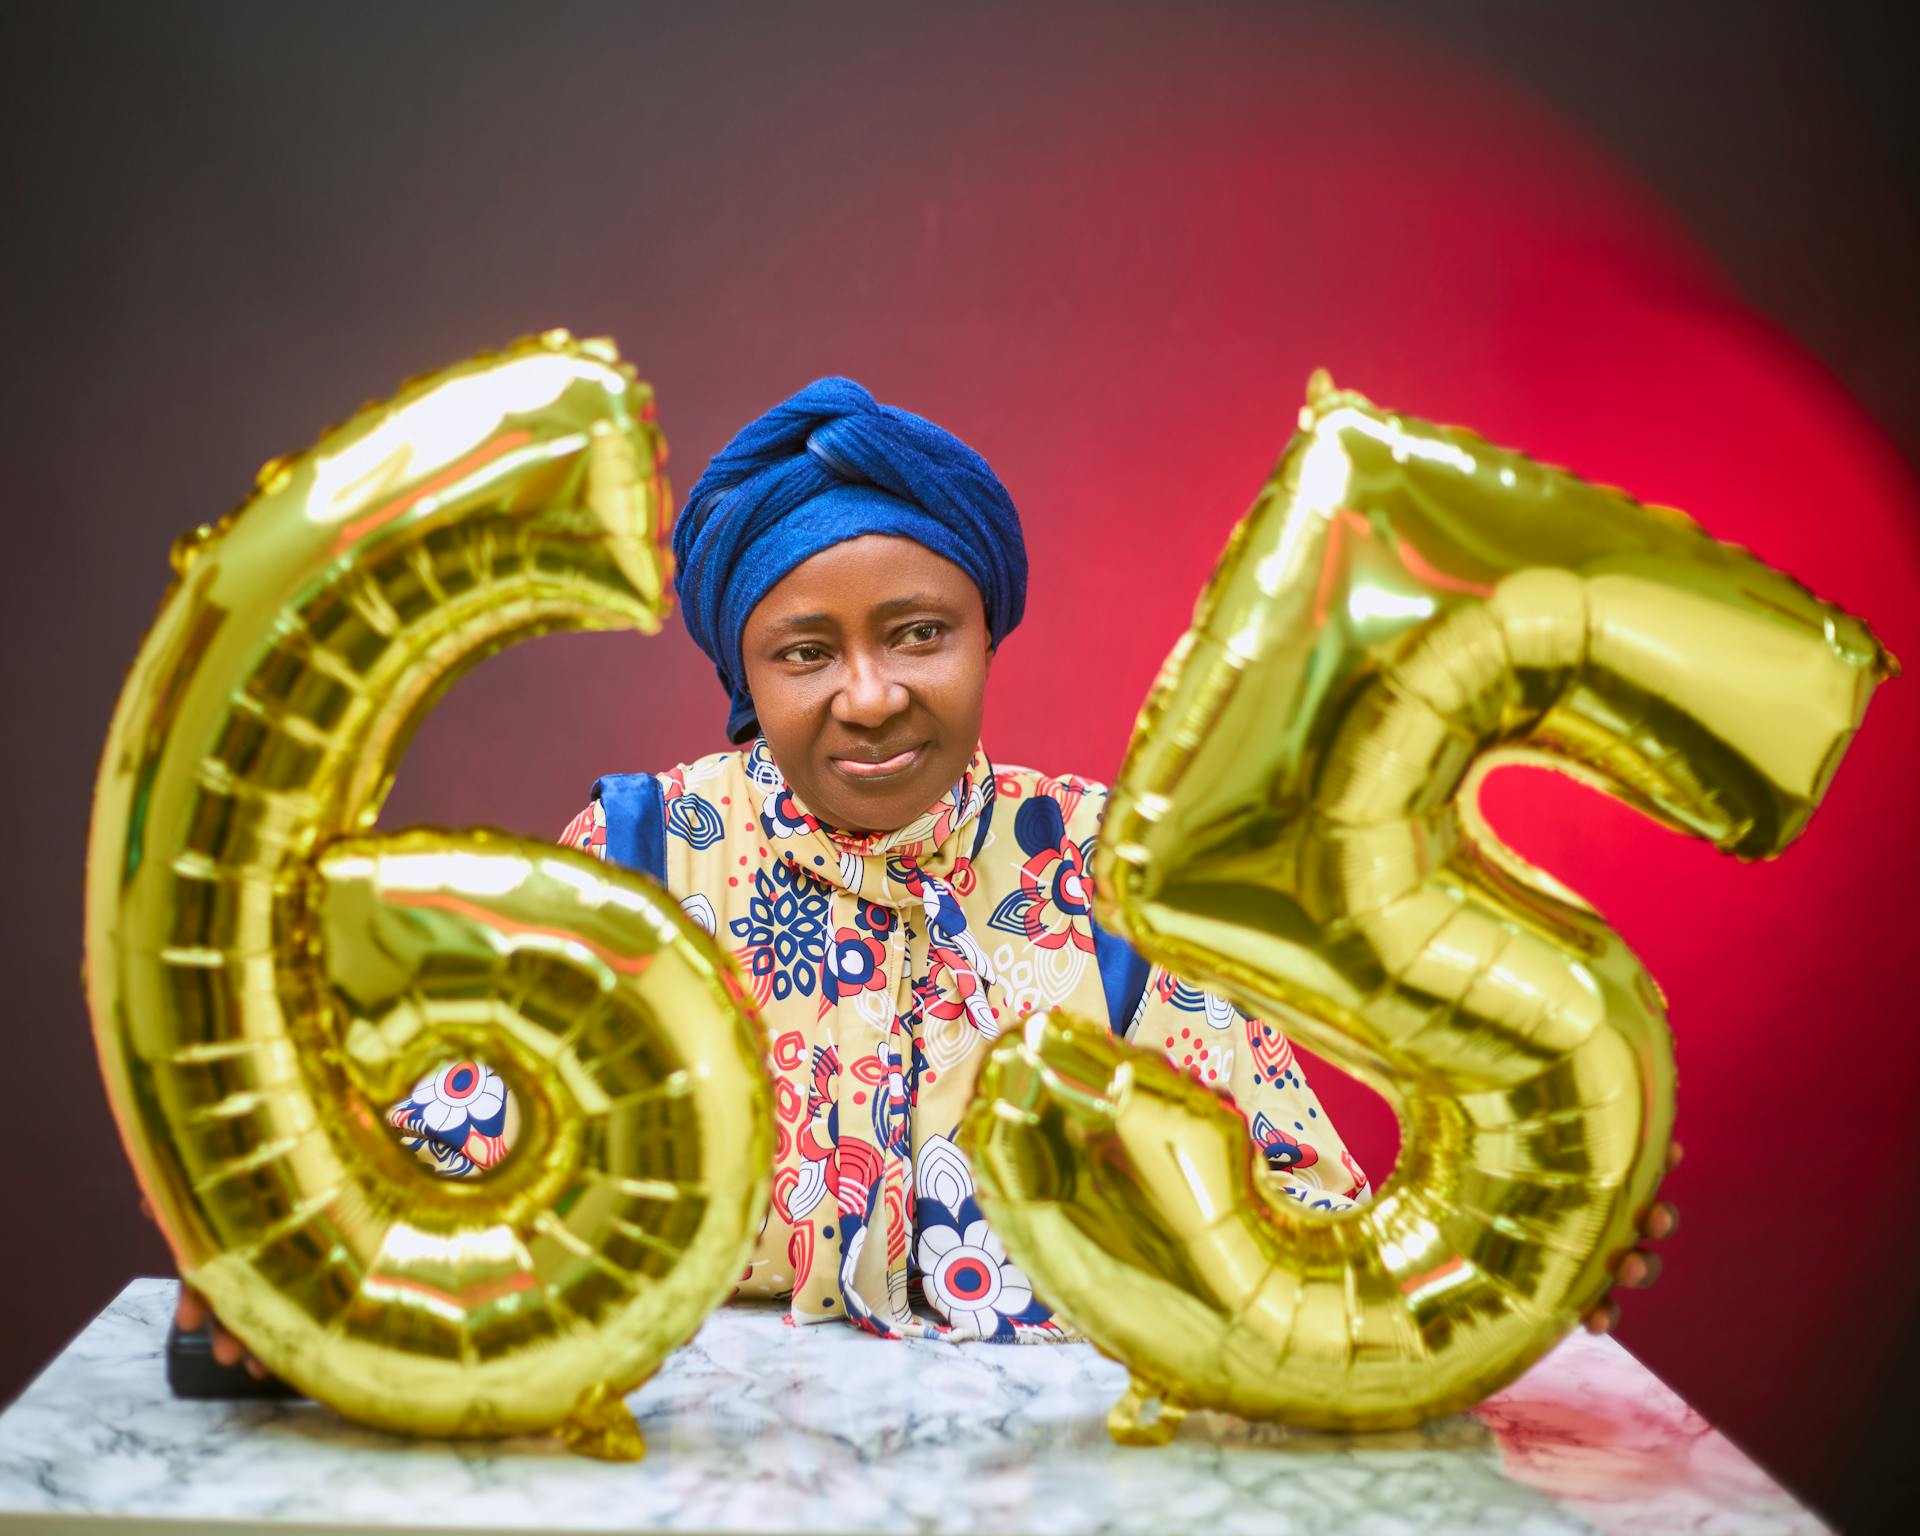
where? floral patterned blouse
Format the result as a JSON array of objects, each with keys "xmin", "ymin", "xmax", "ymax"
[{"xmin": 388, "ymin": 741, "xmax": 1367, "ymax": 1342}]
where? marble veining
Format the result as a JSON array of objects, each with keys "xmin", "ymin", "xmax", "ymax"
[{"xmin": 0, "ymin": 1279, "xmax": 1825, "ymax": 1535}]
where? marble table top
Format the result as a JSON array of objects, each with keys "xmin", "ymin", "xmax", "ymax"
[{"xmin": 0, "ymin": 1279, "xmax": 1823, "ymax": 1536}]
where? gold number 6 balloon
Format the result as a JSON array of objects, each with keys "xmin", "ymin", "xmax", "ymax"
[
  {"xmin": 964, "ymin": 372, "xmax": 1892, "ymax": 1441},
  {"xmin": 85, "ymin": 333, "xmax": 773, "ymax": 1456}
]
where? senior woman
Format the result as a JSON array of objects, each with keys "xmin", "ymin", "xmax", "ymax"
[
  {"xmin": 549, "ymin": 378, "xmax": 1371, "ymax": 1341},
  {"xmin": 184, "ymin": 378, "xmax": 1674, "ymax": 1366}
]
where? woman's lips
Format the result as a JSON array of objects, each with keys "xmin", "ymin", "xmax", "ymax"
[{"xmin": 830, "ymin": 744, "xmax": 926, "ymax": 781}]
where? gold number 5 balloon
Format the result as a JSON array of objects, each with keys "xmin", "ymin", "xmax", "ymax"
[
  {"xmin": 85, "ymin": 333, "xmax": 773, "ymax": 1456},
  {"xmin": 964, "ymin": 372, "xmax": 1892, "ymax": 1440}
]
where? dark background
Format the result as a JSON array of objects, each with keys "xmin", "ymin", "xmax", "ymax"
[{"xmin": 5, "ymin": 3, "xmax": 1917, "ymax": 1529}]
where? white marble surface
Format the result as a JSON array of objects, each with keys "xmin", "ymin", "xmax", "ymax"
[{"xmin": 0, "ymin": 1279, "xmax": 1823, "ymax": 1536}]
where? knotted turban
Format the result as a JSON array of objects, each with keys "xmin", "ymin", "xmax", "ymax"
[{"xmin": 673, "ymin": 377, "xmax": 1028, "ymax": 742}]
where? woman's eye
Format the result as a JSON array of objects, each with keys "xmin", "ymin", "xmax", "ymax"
[
  {"xmin": 901, "ymin": 622, "xmax": 944, "ymax": 646},
  {"xmin": 782, "ymin": 644, "xmax": 829, "ymax": 665}
]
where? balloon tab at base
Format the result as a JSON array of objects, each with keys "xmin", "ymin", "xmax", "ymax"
[
  {"xmin": 1107, "ymin": 1376, "xmax": 1187, "ymax": 1447},
  {"xmin": 558, "ymin": 1383, "xmax": 647, "ymax": 1462}
]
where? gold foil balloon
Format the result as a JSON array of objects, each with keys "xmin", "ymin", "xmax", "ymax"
[
  {"xmin": 84, "ymin": 333, "xmax": 774, "ymax": 1455},
  {"xmin": 964, "ymin": 372, "xmax": 1892, "ymax": 1441}
]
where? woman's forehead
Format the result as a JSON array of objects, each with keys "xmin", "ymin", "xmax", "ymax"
[{"xmin": 750, "ymin": 535, "xmax": 983, "ymax": 626}]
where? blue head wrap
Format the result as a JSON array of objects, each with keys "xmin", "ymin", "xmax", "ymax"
[{"xmin": 674, "ymin": 377, "xmax": 1028, "ymax": 742}]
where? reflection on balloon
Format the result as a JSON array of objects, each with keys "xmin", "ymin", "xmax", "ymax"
[
  {"xmin": 964, "ymin": 371, "xmax": 1892, "ymax": 1441},
  {"xmin": 85, "ymin": 333, "xmax": 774, "ymax": 1456}
]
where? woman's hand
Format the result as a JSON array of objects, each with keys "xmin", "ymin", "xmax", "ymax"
[
  {"xmin": 174, "ymin": 1283, "xmax": 270, "ymax": 1379},
  {"xmin": 1582, "ymin": 1141, "xmax": 1682, "ymax": 1334},
  {"xmin": 142, "ymin": 1194, "xmax": 271, "ymax": 1379}
]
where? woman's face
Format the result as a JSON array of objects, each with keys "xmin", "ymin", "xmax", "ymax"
[{"xmin": 740, "ymin": 534, "xmax": 991, "ymax": 835}]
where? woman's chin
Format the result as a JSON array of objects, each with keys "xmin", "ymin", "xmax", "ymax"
[{"xmin": 817, "ymin": 789, "xmax": 923, "ymax": 839}]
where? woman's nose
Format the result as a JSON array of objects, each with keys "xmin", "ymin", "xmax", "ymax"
[{"xmin": 833, "ymin": 652, "xmax": 910, "ymax": 727}]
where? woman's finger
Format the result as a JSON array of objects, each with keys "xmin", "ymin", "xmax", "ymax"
[
  {"xmin": 1666, "ymin": 1141, "xmax": 1685, "ymax": 1173},
  {"xmin": 210, "ymin": 1326, "xmax": 244, "ymax": 1368},
  {"xmin": 1645, "ymin": 1201, "xmax": 1678, "ymax": 1241},
  {"xmin": 1617, "ymin": 1250, "xmax": 1664, "ymax": 1289},
  {"xmin": 179, "ymin": 1283, "xmax": 270, "ymax": 1379},
  {"xmin": 1584, "ymin": 1299, "xmax": 1621, "ymax": 1335}
]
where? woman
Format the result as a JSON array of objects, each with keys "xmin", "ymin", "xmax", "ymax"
[{"xmin": 187, "ymin": 378, "xmax": 1674, "ymax": 1363}]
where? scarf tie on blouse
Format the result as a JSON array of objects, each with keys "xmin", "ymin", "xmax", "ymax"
[{"xmin": 702, "ymin": 740, "xmax": 1075, "ymax": 1339}]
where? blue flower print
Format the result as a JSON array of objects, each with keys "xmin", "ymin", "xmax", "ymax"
[
  {"xmin": 822, "ymin": 925, "xmax": 889, "ymax": 1006},
  {"xmin": 986, "ymin": 794, "xmax": 1096, "ymax": 954},
  {"xmin": 855, "ymin": 899, "xmax": 898, "ymax": 941},
  {"xmin": 730, "ymin": 858, "xmax": 832, "ymax": 1001},
  {"xmin": 759, "ymin": 785, "xmax": 819, "ymax": 842},
  {"xmin": 915, "ymin": 1193, "xmax": 1051, "ymax": 1339},
  {"xmin": 1252, "ymin": 1111, "xmax": 1321, "ymax": 1176}
]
